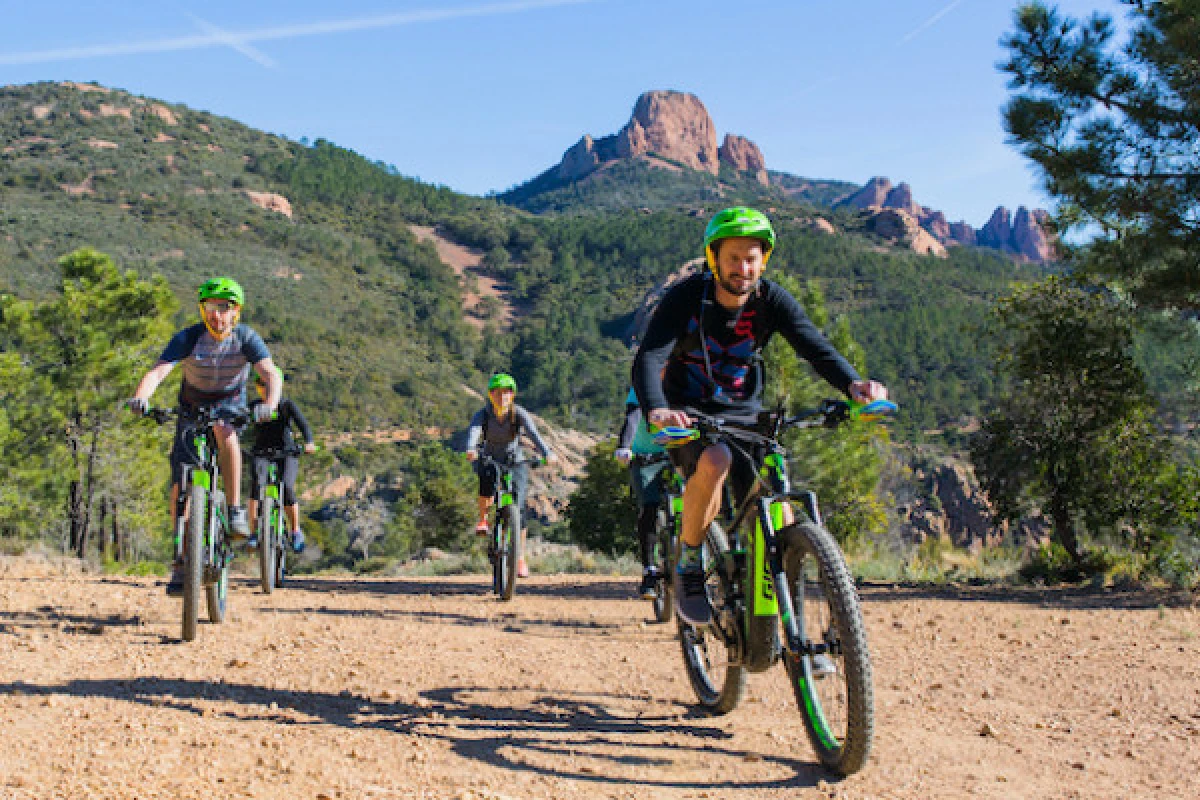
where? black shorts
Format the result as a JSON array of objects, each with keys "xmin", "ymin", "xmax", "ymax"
[
  {"xmin": 477, "ymin": 460, "xmax": 530, "ymax": 506},
  {"xmin": 251, "ymin": 455, "xmax": 300, "ymax": 506},
  {"xmin": 169, "ymin": 398, "xmax": 248, "ymax": 486}
]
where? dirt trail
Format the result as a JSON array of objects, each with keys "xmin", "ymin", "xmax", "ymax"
[
  {"xmin": 410, "ymin": 225, "xmax": 516, "ymax": 330},
  {"xmin": 1, "ymin": 557, "xmax": 1198, "ymax": 799}
]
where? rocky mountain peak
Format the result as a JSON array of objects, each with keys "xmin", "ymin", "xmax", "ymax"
[
  {"xmin": 546, "ymin": 90, "xmax": 769, "ymax": 187},
  {"xmin": 615, "ymin": 90, "xmax": 720, "ymax": 174}
]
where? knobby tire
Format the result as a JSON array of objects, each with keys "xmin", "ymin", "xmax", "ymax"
[
  {"xmin": 181, "ymin": 482, "xmax": 205, "ymax": 642},
  {"xmin": 780, "ymin": 521, "xmax": 874, "ymax": 776},
  {"xmin": 677, "ymin": 521, "xmax": 745, "ymax": 714}
]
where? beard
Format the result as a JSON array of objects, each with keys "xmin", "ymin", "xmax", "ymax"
[{"xmin": 717, "ymin": 273, "xmax": 759, "ymax": 297}]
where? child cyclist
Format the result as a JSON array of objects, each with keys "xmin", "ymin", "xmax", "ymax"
[
  {"xmin": 246, "ymin": 367, "xmax": 318, "ymax": 553},
  {"xmin": 464, "ymin": 373, "xmax": 556, "ymax": 579}
]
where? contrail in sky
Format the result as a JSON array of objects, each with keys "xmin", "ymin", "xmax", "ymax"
[
  {"xmin": 0, "ymin": 0, "xmax": 593, "ymax": 66},
  {"xmin": 897, "ymin": 0, "xmax": 965, "ymax": 45}
]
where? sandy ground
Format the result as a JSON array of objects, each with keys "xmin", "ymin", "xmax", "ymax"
[{"xmin": 1, "ymin": 556, "xmax": 1198, "ymax": 799}]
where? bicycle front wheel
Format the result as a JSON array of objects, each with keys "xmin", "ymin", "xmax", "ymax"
[
  {"xmin": 258, "ymin": 495, "xmax": 276, "ymax": 594},
  {"xmin": 181, "ymin": 482, "xmax": 206, "ymax": 642},
  {"xmin": 499, "ymin": 507, "xmax": 518, "ymax": 601},
  {"xmin": 677, "ymin": 522, "xmax": 745, "ymax": 714},
  {"xmin": 780, "ymin": 522, "xmax": 873, "ymax": 776},
  {"xmin": 206, "ymin": 559, "xmax": 228, "ymax": 624}
]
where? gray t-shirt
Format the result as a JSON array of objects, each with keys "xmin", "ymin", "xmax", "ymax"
[
  {"xmin": 158, "ymin": 323, "xmax": 270, "ymax": 405},
  {"xmin": 465, "ymin": 404, "xmax": 552, "ymax": 462}
]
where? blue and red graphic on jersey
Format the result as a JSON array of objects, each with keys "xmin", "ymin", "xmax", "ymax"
[{"xmin": 678, "ymin": 309, "xmax": 758, "ymax": 402}]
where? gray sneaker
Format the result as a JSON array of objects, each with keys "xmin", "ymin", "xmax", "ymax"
[
  {"xmin": 228, "ymin": 505, "xmax": 250, "ymax": 540},
  {"xmin": 673, "ymin": 562, "xmax": 712, "ymax": 626}
]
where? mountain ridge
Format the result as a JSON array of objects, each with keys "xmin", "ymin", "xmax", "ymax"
[{"xmin": 504, "ymin": 89, "xmax": 1057, "ymax": 263}]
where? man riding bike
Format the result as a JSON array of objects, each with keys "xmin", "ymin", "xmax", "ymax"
[
  {"xmin": 128, "ymin": 277, "xmax": 281, "ymax": 594},
  {"xmin": 632, "ymin": 207, "xmax": 888, "ymax": 625},
  {"xmin": 246, "ymin": 366, "xmax": 317, "ymax": 553},
  {"xmin": 614, "ymin": 387, "xmax": 670, "ymax": 599},
  {"xmin": 464, "ymin": 373, "xmax": 556, "ymax": 579}
]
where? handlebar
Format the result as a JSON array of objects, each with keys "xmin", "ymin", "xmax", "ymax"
[
  {"xmin": 652, "ymin": 399, "xmax": 897, "ymax": 449},
  {"xmin": 475, "ymin": 452, "xmax": 545, "ymax": 470},
  {"xmin": 137, "ymin": 405, "xmax": 252, "ymax": 428}
]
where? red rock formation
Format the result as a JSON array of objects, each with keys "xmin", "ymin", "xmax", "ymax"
[
  {"xmin": 718, "ymin": 134, "xmax": 768, "ymax": 185},
  {"xmin": 867, "ymin": 208, "xmax": 947, "ymax": 257},
  {"xmin": 884, "ymin": 182, "xmax": 923, "ymax": 217},
  {"xmin": 615, "ymin": 91, "xmax": 720, "ymax": 174},
  {"xmin": 1013, "ymin": 206, "xmax": 1057, "ymax": 262},
  {"xmin": 948, "ymin": 221, "xmax": 977, "ymax": 247},
  {"xmin": 978, "ymin": 206, "xmax": 1015, "ymax": 252},
  {"xmin": 841, "ymin": 176, "xmax": 892, "ymax": 209},
  {"xmin": 557, "ymin": 135, "xmax": 601, "ymax": 182},
  {"xmin": 922, "ymin": 210, "xmax": 952, "ymax": 242}
]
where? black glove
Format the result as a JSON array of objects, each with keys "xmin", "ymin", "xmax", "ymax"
[{"xmin": 127, "ymin": 397, "xmax": 149, "ymax": 417}]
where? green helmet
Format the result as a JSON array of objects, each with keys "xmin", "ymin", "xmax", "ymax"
[
  {"xmin": 198, "ymin": 276, "xmax": 245, "ymax": 306},
  {"xmin": 703, "ymin": 207, "xmax": 776, "ymax": 270},
  {"xmin": 488, "ymin": 373, "xmax": 517, "ymax": 392}
]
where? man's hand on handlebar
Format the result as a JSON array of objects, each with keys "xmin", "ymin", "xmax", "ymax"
[
  {"xmin": 647, "ymin": 408, "xmax": 692, "ymax": 429},
  {"xmin": 848, "ymin": 380, "xmax": 888, "ymax": 405}
]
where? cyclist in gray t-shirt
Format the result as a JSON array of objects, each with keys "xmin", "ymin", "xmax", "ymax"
[{"xmin": 128, "ymin": 277, "xmax": 281, "ymax": 595}]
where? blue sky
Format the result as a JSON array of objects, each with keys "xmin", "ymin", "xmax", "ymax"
[{"xmin": 0, "ymin": 0, "xmax": 1119, "ymax": 227}]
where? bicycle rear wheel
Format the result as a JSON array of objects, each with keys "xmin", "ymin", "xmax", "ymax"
[
  {"xmin": 258, "ymin": 495, "xmax": 276, "ymax": 594},
  {"xmin": 206, "ymin": 559, "xmax": 228, "ymax": 623},
  {"xmin": 181, "ymin": 483, "xmax": 205, "ymax": 642},
  {"xmin": 677, "ymin": 522, "xmax": 745, "ymax": 714},
  {"xmin": 274, "ymin": 519, "xmax": 287, "ymax": 588},
  {"xmin": 651, "ymin": 509, "xmax": 673, "ymax": 624},
  {"xmin": 780, "ymin": 522, "xmax": 873, "ymax": 776}
]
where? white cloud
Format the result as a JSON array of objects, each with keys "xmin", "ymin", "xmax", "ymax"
[{"xmin": 0, "ymin": 0, "xmax": 594, "ymax": 66}]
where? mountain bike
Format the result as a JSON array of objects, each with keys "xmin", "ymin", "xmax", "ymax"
[
  {"xmin": 636, "ymin": 452, "xmax": 684, "ymax": 623},
  {"xmin": 247, "ymin": 444, "xmax": 303, "ymax": 594},
  {"xmin": 144, "ymin": 406, "xmax": 247, "ymax": 642},
  {"xmin": 477, "ymin": 453, "xmax": 539, "ymax": 601},
  {"xmin": 657, "ymin": 399, "xmax": 896, "ymax": 776}
]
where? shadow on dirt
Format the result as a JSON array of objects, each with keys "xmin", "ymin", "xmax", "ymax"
[
  {"xmin": 280, "ymin": 576, "xmax": 639, "ymax": 602},
  {"xmin": 0, "ymin": 677, "xmax": 830, "ymax": 790},
  {"xmin": 0, "ymin": 606, "xmax": 162, "ymax": 639},
  {"xmin": 858, "ymin": 581, "xmax": 1198, "ymax": 611},
  {"xmin": 250, "ymin": 604, "xmax": 645, "ymax": 640}
]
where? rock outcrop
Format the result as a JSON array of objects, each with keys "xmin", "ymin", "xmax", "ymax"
[
  {"xmin": 545, "ymin": 90, "xmax": 769, "ymax": 186},
  {"xmin": 718, "ymin": 134, "xmax": 768, "ymax": 185},
  {"xmin": 615, "ymin": 91, "xmax": 720, "ymax": 174},
  {"xmin": 842, "ymin": 176, "xmax": 892, "ymax": 210},
  {"xmin": 837, "ymin": 175, "xmax": 1056, "ymax": 262},
  {"xmin": 867, "ymin": 209, "xmax": 946, "ymax": 257}
]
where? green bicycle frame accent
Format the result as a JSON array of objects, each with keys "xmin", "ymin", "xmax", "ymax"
[
  {"xmin": 498, "ymin": 470, "xmax": 515, "ymax": 509},
  {"xmin": 751, "ymin": 500, "xmax": 785, "ymax": 617},
  {"xmin": 797, "ymin": 672, "xmax": 839, "ymax": 750},
  {"xmin": 192, "ymin": 469, "xmax": 212, "ymax": 491}
]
